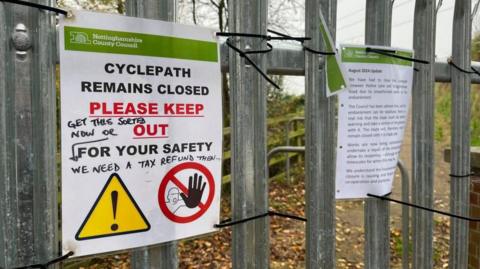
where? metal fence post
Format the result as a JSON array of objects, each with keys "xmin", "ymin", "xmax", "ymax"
[
  {"xmin": 449, "ymin": 1, "xmax": 471, "ymax": 268},
  {"xmin": 125, "ymin": 1, "xmax": 178, "ymax": 268},
  {"xmin": 228, "ymin": 0, "xmax": 269, "ymax": 268},
  {"xmin": 363, "ymin": 1, "xmax": 392, "ymax": 268},
  {"xmin": 304, "ymin": 0, "xmax": 337, "ymax": 267},
  {"xmin": 0, "ymin": 1, "xmax": 58, "ymax": 268},
  {"xmin": 412, "ymin": 0, "xmax": 436, "ymax": 268}
]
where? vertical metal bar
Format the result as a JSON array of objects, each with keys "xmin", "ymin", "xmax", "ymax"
[
  {"xmin": 449, "ymin": 1, "xmax": 471, "ymax": 268},
  {"xmin": 398, "ymin": 160, "xmax": 410, "ymax": 269},
  {"xmin": 363, "ymin": 1, "xmax": 392, "ymax": 268},
  {"xmin": 253, "ymin": 16, "xmax": 269, "ymax": 265},
  {"xmin": 304, "ymin": 0, "xmax": 337, "ymax": 267},
  {"xmin": 0, "ymin": 1, "xmax": 57, "ymax": 268},
  {"xmin": 126, "ymin": 1, "xmax": 178, "ymax": 268},
  {"xmin": 126, "ymin": 0, "xmax": 175, "ymax": 20},
  {"xmin": 228, "ymin": 0, "xmax": 268, "ymax": 268},
  {"xmin": 0, "ymin": 4, "xmax": 6, "ymax": 265},
  {"xmin": 412, "ymin": 0, "xmax": 436, "ymax": 268}
]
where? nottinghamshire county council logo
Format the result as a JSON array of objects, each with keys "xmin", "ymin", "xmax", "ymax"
[
  {"xmin": 343, "ymin": 47, "xmax": 355, "ymax": 58},
  {"xmin": 70, "ymin": 32, "xmax": 91, "ymax": 44}
]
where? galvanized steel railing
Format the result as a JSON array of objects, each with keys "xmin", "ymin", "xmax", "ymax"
[{"xmin": 0, "ymin": 0, "xmax": 477, "ymax": 268}]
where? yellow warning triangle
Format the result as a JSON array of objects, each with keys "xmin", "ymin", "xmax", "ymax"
[{"xmin": 76, "ymin": 173, "xmax": 150, "ymax": 240}]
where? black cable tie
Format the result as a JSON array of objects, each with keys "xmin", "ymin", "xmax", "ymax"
[
  {"xmin": 447, "ymin": 58, "xmax": 476, "ymax": 74},
  {"xmin": 367, "ymin": 193, "xmax": 480, "ymax": 222},
  {"xmin": 366, "ymin": 47, "xmax": 429, "ymax": 64},
  {"xmin": 217, "ymin": 31, "xmax": 310, "ymax": 42},
  {"xmin": 214, "ymin": 210, "xmax": 306, "ymax": 228},
  {"xmin": 268, "ymin": 210, "xmax": 307, "ymax": 222},
  {"xmin": 0, "ymin": 0, "xmax": 68, "ymax": 15},
  {"xmin": 302, "ymin": 46, "xmax": 336, "ymax": 55},
  {"xmin": 13, "ymin": 251, "xmax": 74, "ymax": 269},
  {"xmin": 215, "ymin": 212, "xmax": 270, "ymax": 228},
  {"xmin": 267, "ymin": 29, "xmax": 335, "ymax": 55},
  {"xmin": 243, "ymin": 42, "xmax": 273, "ymax": 55},
  {"xmin": 218, "ymin": 30, "xmax": 334, "ymax": 56},
  {"xmin": 225, "ymin": 38, "xmax": 280, "ymax": 89},
  {"xmin": 471, "ymin": 66, "xmax": 480, "ymax": 76},
  {"xmin": 381, "ymin": 192, "xmax": 393, "ymax": 197},
  {"xmin": 266, "ymin": 29, "xmax": 311, "ymax": 42},
  {"xmin": 449, "ymin": 172, "xmax": 475, "ymax": 178},
  {"xmin": 217, "ymin": 32, "xmax": 269, "ymax": 39}
]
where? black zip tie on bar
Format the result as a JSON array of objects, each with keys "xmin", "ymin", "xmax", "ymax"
[
  {"xmin": 302, "ymin": 46, "xmax": 336, "ymax": 56},
  {"xmin": 447, "ymin": 57, "xmax": 480, "ymax": 76},
  {"xmin": 366, "ymin": 47, "xmax": 430, "ymax": 64},
  {"xmin": 0, "ymin": 0, "xmax": 68, "ymax": 15},
  {"xmin": 242, "ymin": 42, "xmax": 273, "ymax": 55},
  {"xmin": 217, "ymin": 31, "xmax": 312, "ymax": 88},
  {"xmin": 225, "ymin": 37, "xmax": 280, "ymax": 89},
  {"xmin": 449, "ymin": 172, "xmax": 475, "ymax": 178},
  {"xmin": 218, "ymin": 30, "xmax": 334, "ymax": 86},
  {"xmin": 214, "ymin": 210, "xmax": 306, "ymax": 228},
  {"xmin": 267, "ymin": 29, "xmax": 336, "ymax": 55},
  {"xmin": 367, "ymin": 192, "xmax": 480, "ymax": 222},
  {"xmin": 217, "ymin": 31, "xmax": 310, "ymax": 42},
  {"xmin": 471, "ymin": 66, "xmax": 480, "ymax": 76},
  {"xmin": 447, "ymin": 58, "xmax": 476, "ymax": 74},
  {"xmin": 218, "ymin": 29, "xmax": 343, "ymax": 87},
  {"xmin": 13, "ymin": 251, "xmax": 74, "ymax": 269}
]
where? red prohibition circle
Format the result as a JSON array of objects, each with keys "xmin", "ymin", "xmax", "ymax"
[{"xmin": 158, "ymin": 162, "xmax": 215, "ymax": 223}]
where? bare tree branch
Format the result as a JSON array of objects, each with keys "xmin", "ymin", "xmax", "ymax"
[
  {"xmin": 209, "ymin": 0, "xmax": 220, "ymax": 9},
  {"xmin": 192, "ymin": 0, "xmax": 198, "ymax": 24},
  {"xmin": 473, "ymin": 0, "xmax": 480, "ymax": 20}
]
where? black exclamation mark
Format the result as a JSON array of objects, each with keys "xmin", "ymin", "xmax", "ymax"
[{"xmin": 110, "ymin": 191, "xmax": 119, "ymax": 231}]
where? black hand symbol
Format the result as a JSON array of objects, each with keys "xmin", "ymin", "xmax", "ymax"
[{"xmin": 180, "ymin": 173, "xmax": 206, "ymax": 208}]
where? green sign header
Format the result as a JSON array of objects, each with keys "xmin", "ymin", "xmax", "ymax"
[{"xmin": 64, "ymin": 26, "xmax": 218, "ymax": 62}]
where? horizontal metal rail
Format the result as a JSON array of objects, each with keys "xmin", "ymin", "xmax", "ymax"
[
  {"xmin": 267, "ymin": 146, "xmax": 305, "ymax": 161},
  {"xmin": 221, "ymin": 43, "xmax": 480, "ymax": 83}
]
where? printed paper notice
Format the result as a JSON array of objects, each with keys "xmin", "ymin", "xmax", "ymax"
[
  {"xmin": 335, "ymin": 45, "xmax": 413, "ymax": 199},
  {"xmin": 60, "ymin": 11, "xmax": 222, "ymax": 257}
]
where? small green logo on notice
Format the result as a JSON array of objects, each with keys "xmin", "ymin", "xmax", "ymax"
[
  {"xmin": 343, "ymin": 47, "xmax": 354, "ymax": 58},
  {"xmin": 70, "ymin": 32, "xmax": 91, "ymax": 44}
]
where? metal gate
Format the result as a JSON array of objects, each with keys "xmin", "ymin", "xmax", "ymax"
[{"xmin": 0, "ymin": 0, "xmax": 477, "ymax": 268}]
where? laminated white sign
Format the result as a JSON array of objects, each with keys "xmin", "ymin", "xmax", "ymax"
[
  {"xmin": 60, "ymin": 11, "xmax": 222, "ymax": 257},
  {"xmin": 335, "ymin": 45, "xmax": 413, "ymax": 199}
]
